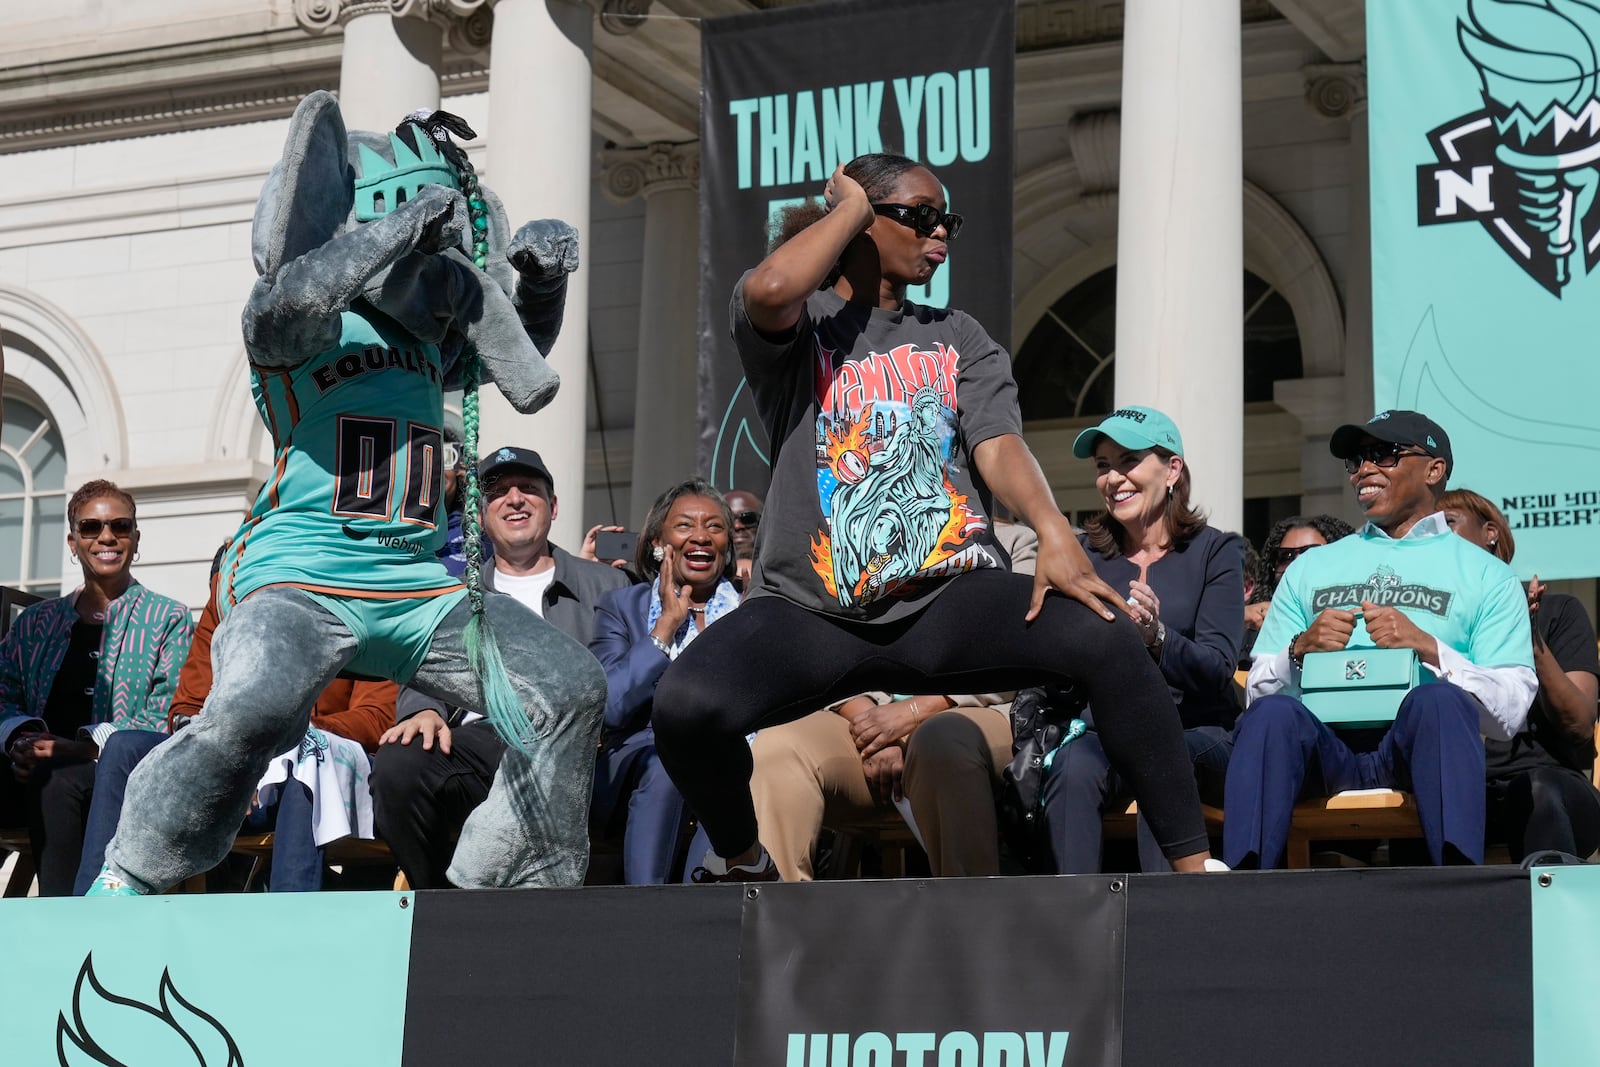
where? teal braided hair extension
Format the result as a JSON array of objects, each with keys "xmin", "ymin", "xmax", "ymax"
[
  {"xmin": 408, "ymin": 109, "xmax": 535, "ymax": 754},
  {"xmin": 457, "ymin": 347, "xmax": 532, "ymax": 752}
]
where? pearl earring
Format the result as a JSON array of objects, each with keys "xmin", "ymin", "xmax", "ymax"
[{"xmin": 652, "ymin": 545, "xmax": 664, "ymax": 562}]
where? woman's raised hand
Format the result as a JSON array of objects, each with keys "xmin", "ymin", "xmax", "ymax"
[
  {"xmin": 651, "ymin": 545, "xmax": 693, "ymax": 645},
  {"xmin": 823, "ymin": 163, "xmax": 869, "ymax": 214}
]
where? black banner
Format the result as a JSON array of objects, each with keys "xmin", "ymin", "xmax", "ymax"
[
  {"xmin": 734, "ymin": 878, "xmax": 1125, "ymax": 1067},
  {"xmin": 697, "ymin": 0, "xmax": 1016, "ymax": 493}
]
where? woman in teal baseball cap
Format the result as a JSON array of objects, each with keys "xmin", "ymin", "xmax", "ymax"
[{"xmin": 1039, "ymin": 405, "xmax": 1246, "ymax": 873}]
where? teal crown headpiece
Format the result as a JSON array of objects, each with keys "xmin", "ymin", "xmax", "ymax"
[{"xmin": 353, "ymin": 125, "xmax": 462, "ymax": 221}]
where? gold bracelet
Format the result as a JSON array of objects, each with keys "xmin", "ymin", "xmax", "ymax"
[{"xmin": 910, "ymin": 698, "xmax": 922, "ymax": 725}]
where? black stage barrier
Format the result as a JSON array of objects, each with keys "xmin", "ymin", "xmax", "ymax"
[
  {"xmin": 1122, "ymin": 867, "xmax": 1531, "ymax": 1067},
  {"xmin": 400, "ymin": 867, "xmax": 1533, "ymax": 1067}
]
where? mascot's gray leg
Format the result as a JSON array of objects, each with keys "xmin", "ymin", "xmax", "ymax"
[
  {"xmin": 406, "ymin": 593, "xmax": 605, "ymax": 888},
  {"xmin": 106, "ymin": 588, "xmax": 358, "ymax": 893}
]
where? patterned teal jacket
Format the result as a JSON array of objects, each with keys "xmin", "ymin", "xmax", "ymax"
[{"xmin": 0, "ymin": 582, "xmax": 195, "ymax": 748}]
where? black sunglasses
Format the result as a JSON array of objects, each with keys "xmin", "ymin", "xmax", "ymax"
[
  {"xmin": 872, "ymin": 202, "xmax": 963, "ymax": 240},
  {"xmin": 1341, "ymin": 443, "xmax": 1432, "ymax": 475},
  {"xmin": 75, "ymin": 517, "xmax": 136, "ymax": 539},
  {"xmin": 1272, "ymin": 544, "xmax": 1316, "ymax": 569},
  {"xmin": 732, "ymin": 510, "xmax": 761, "ymax": 528}
]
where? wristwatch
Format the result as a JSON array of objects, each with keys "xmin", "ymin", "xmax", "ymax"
[{"xmin": 1146, "ymin": 619, "xmax": 1166, "ymax": 654}]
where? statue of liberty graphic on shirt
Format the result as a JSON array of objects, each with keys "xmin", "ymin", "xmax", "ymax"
[
  {"xmin": 829, "ymin": 386, "xmax": 952, "ymax": 605},
  {"xmin": 816, "ymin": 382, "xmax": 981, "ymax": 608}
]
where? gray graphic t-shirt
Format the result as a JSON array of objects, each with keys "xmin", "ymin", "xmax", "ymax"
[{"xmin": 730, "ymin": 279, "xmax": 1022, "ymax": 623}]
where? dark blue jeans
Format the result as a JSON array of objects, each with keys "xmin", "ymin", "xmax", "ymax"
[
  {"xmin": 1222, "ymin": 682, "xmax": 1486, "ymax": 868},
  {"xmin": 241, "ymin": 777, "xmax": 324, "ymax": 892},
  {"xmin": 75, "ymin": 729, "xmax": 165, "ymax": 895},
  {"xmin": 1040, "ymin": 724, "xmax": 1232, "ymax": 873},
  {"xmin": 75, "ymin": 728, "xmax": 325, "ymax": 893}
]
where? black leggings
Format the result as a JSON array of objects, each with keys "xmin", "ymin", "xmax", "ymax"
[{"xmin": 652, "ymin": 569, "xmax": 1207, "ymax": 861}]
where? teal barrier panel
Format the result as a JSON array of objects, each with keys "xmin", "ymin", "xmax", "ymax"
[
  {"xmin": 0, "ymin": 891, "xmax": 414, "ymax": 1066},
  {"xmin": 1531, "ymin": 864, "xmax": 1600, "ymax": 1066}
]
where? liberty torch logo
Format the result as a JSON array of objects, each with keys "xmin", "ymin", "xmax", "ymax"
[
  {"xmin": 56, "ymin": 954, "xmax": 245, "ymax": 1067},
  {"xmin": 1418, "ymin": 0, "xmax": 1600, "ymax": 296}
]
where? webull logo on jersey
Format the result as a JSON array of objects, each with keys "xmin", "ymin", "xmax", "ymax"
[
  {"xmin": 785, "ymin": 1030, "xmax": 1069, "ymax": 1066},
  {"xmin": 1310, "ymin": 565, "xmax": 1453, "ymax": 617},
  {"xmin": 1416, "ymin": 0, "xmax": 1600, "ymax": 297}
]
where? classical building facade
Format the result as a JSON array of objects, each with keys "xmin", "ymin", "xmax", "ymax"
[{"xmin": 0, "ymin": 0, "xmax": 1376, "ymax": 609}]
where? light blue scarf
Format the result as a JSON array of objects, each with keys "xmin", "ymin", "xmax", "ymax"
[{"xmin": 645, "ymin": 577, "xmax": 741, "ymax": 660}]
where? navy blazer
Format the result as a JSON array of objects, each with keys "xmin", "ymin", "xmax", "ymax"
[{"xmin": 589, "ymin": 583, "xmax": 675, "ymax": 736}]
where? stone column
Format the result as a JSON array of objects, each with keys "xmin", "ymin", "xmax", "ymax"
[
  {"xmin": 1304, "ymin": 63, "xmax": 1369, "ymax": 522},
  {"xmin": 478, "ymin": 0, "xmax": 594, "ymax": 549},
  {"xmin": 602, "ymin": 143, "xmax": 701, "ymax": 525},
  {"xmin": 1113, "ymin": 0, "xmax": 1243, "ymax": 532},
  {"xmin": 1316, "ymin": 66, "xmax": 1372, "ymax": 427},
  {"xmin": 294, "ymin": 1, "xmax": 457, "ymax": 130}
]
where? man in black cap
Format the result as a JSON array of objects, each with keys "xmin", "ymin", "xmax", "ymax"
[
  {"xmin": 1224, "ymin": 410, "xmax": 1535, "ymax": 868},
  {"xmin": 372, "ymin": 445, "xmax": 631, "ymax": 889}
]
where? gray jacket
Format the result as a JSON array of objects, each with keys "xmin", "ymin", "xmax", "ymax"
[{"xmin": 395, "ymin": 544, "xmax": 632, "ymax": 723}]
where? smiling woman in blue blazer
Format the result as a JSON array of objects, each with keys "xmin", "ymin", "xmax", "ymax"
[{"xmin": 588, "ymin": 479, "xmax": 741, "ymax": 884}]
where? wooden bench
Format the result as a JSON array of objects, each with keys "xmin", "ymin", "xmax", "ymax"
[
  {"xmin": 819, "ymin": 812, "xmax": 920, "ymax": 879},
  {"xmin": 1286, "ymin": 789, "xmax": 1420, "ymax": 869},
  {"xmin": 227, "ymin": 833, "xmax": 408, "ymax": 892},
  {"xmin": 1103, "ymin": 800, "xmax": 1226, "ymax": 841}
]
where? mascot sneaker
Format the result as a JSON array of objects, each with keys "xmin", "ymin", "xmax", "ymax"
[{"xmin": 85, "ymin": 865, "xmax": 145, "ymax": 897}]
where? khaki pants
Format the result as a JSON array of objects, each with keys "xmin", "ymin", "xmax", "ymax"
[{"xmin": 751, "ymin": 704, "xmax": 1011, "ymax": 880}]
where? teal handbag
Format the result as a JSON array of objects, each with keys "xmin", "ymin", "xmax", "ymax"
[{"xmin": 1299, "ymin": 648, "xmax": 1428, "ymax": 729}]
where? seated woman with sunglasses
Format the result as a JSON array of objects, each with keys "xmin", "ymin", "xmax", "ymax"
[
  {"xmin": 1242, "ymin": 514, "xmax": 1355, "ymax": 664},
  {"xmin": 651, "ymin": 153, "xmax": 1216, "ymax": 881},
  {"xmin": 1035, "ymin": 407, "xmax": 1244, "ymax": 873},
  {"xmin": 0, "ymin": 481, "xmax": 193, "ymax": 895}
]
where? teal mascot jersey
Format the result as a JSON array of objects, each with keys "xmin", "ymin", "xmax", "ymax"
[
  {"xmin": 224, "ymin": 311, "xmax": 462, "ymax": 603},
  {"xmin": 94, "ymin": 91, "xmax": 608, "ymax": 897}
]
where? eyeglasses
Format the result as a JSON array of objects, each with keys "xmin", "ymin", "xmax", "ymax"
[
  {"xmin": 1272, "ymin": 545, "xmax": 1316, "ymax": 570},
  {"xmin": 871, "ymin": 202, "xmax": 964, "ymax": 240},
  {"xmin": 74, "ymin": 517, "xmax": 136, "ymax": 539},
  {"xmin": 732, "ymin": 510, "xmax": 761, "ymax": 528},
  {"xmin": 1341, "ymin": 443, "xmax": 1431, "ymax": 475}
]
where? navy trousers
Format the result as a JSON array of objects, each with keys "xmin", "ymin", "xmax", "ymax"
[
  {"xmin": 589, "ymin": 725, "xmax": 688, "ymax": 885},
  {"xmin": 1223, "ymin": 682, "xmax": 1486, "ymax": 868},
  {"xmin": 1042, "ymin": 724, "xmax": 1233, "ymax": 873}
]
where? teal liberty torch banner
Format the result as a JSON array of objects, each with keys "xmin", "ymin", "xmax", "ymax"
[
  {"xmin": 697, "ymin": 0, "xmax": 1015, "ymax": 493},
  {"xmin": 1369, "ymin": 0, "xmax": 1600, "ymax": 579},
  {"xmin": 1, "ymin": 893, "xmax": 413, "ymax": 1066}
]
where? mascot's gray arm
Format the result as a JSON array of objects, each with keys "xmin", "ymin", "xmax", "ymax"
[
  {"xmin": 507, "ymin": 219, "xmax": 580, "ymax": 357},
  {"xmin": 242, "ymin": 184, "xmax": 466, "ymax": 368}
]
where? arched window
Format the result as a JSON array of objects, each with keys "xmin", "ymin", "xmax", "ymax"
[
  {"xmin": 0, "ymin": 397, "xmax": 69, "ymax": 593},
  {"xmin": 1012, "ymin": 267, "xmax": 1304, "ymax": 421}
]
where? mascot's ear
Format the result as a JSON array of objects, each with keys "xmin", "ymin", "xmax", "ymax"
[{"xmin": 252, "ymin": 91, "xmax": 354, "ymax": 277}]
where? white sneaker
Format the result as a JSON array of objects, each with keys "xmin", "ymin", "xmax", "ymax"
[{"xmin": 690, "ymin": 848, "xmax": 780, "ymax": 883}]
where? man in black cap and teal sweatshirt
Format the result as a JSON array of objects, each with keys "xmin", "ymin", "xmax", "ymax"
[{"xmin": 1225, "ymin": 410, "xmax": 1534, "ymax": 868}]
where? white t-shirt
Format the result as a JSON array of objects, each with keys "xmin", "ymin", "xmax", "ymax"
[{"xmin": 492, "ymin": 567, "xmax": 556, "ymax": 617}]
